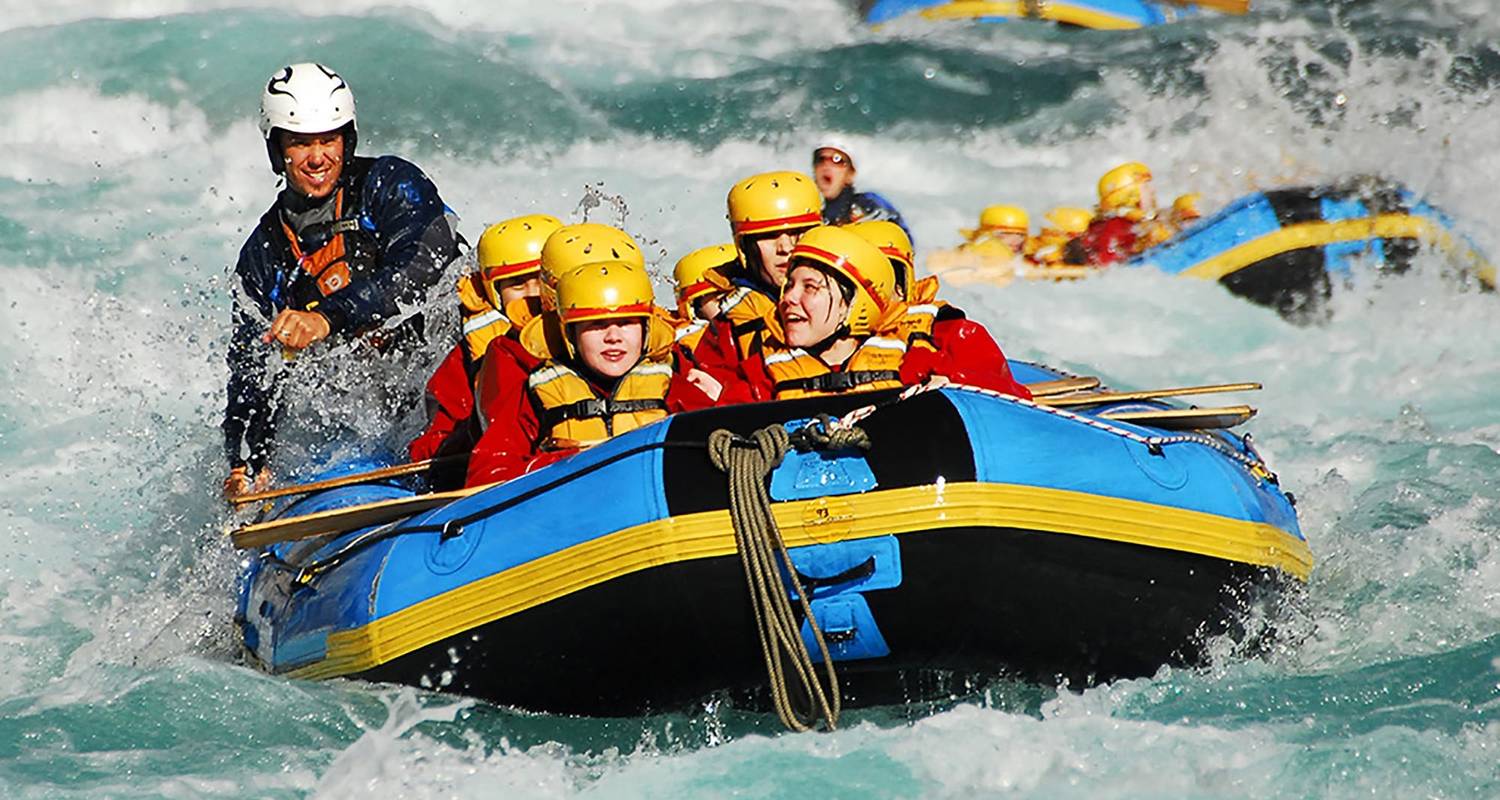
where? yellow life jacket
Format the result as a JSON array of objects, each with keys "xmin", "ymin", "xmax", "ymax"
[
  {"xmin": 675, "ymin": 317, "xmax": 709, "ymax": 354},
  {"xmin": 893, "ymin": 274, "xmax": 946, "ymax": 347},
  {"xmin": 526, "ymin": 360, "xmax": 673, "ymax": 449},
  {"xmin": 456, "ymin": 274, "xmax": 514, "ymax": 361},
  {"xmin": 762, "ymin": 334, "xmax": 910, "ymax": 400},
  {"xmin": 714, "ymin": 280, "xmax": 779, "ymax": 360},
  {"xmin": 517, "ymin": 310, "xmax": 678, "ymax": 449},
  {"xmin": 1138, "ymin": 216, "xmax": 1174, "ymax": 249}
]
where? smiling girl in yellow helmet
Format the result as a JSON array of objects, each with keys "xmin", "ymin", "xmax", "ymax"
[
  {"xmin": 408, "ymin": 213, "xmax": 561, "ymax": 474},
  {"xmin": 465, "ymin": 257, "xmax": 712, "ymax": 485},
  {"xmin": 732, "ymin": 226, "xmax": 1030, "ymax": 401}
]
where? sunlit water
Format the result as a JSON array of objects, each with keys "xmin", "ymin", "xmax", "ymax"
[{"xmin": 0, "ymin": 1, "xmax": 1496, "ymax": 797}]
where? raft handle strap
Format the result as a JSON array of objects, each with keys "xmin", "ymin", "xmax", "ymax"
[{"xmin": 794, "ymin": 556, "xmax": 877, "ymax": 594}]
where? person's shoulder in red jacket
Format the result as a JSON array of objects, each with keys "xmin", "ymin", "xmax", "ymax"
[
  {"xmin": 1078, "ymin": 215, "xmax": 1138, "ymax": 266},
  {"xmin": 407, "ymin": 343, "xmax": 473, "ymax": 462},
  {"xmin": 930, "ymin": 307, "xmax": 1031, "ymax": 399}
]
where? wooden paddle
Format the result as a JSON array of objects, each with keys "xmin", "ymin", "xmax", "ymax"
[
  {"xmin": 229, "ymin": 457, "xmax": 459, "ymax": 507},
  {"xmin": 1024, "ymin": 376, "xmax": 1102, "ymax": 397},
  {"xmin": 230, "ymin": 481, "xmax": 502, "ymax": 550},
  {"xmin": 1039, "ymin": 382, "xmax": 1261, "ymax": 408},
  {"xmin": 1166, "ymin": 0, "xmax": 1250, "ymax": 14},
  {"xmin": 1099, "ymin": 405, "xmax": 1256, "ymax": 430}
]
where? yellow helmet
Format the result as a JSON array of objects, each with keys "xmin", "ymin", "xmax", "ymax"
[
  {"xmin": 979, "ymin": 205, "xmax": 1030, "ymax": 234},
  {"xmin": 475, "ymin": 213, "xmax": 563, "ymax": 307},
  {"xmin": 539, "ymin": 223, "xmax": 645, "ymax": 311},
  {"xmin": 1170, "ymin": 193, "xmax": 1202, "ymax": 223},
  {"xmin": 1041, "ymin": 207, "xmax": 1093, "ymax": 236},
  {"xmin": 846, "ymin": 220, "xmax": 915, "ymax": 299},
  {"xmin": 554, "ymin": 260, "xmax": 656, "ymax": 359},
  {"xmin": 787, "ymin": 225, "xmax": 896, "ymax": 337},
  {"xmin": 673, "ymin": 243, "xmax": 736, "ymax": 318},
  {"xmin": 1097, "ymin": 161, "xmax": 1153, "ymax": 212},
  {"xmin": 726, "ymin": 170, "xmax": 823, "ymax": 240}
]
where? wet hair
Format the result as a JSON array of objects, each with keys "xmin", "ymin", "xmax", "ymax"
[{"xmin": 786, "ymin": 259, "xmax": 855, "ymax": 331}]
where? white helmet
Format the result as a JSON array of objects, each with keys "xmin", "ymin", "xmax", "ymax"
[
  {"xmin": 259, "ymin": 63, "xmax": 357, "ymax": 173},
  {"xmin": 812, "ymin": 137, "xmax": 855, "ymax": 169}
]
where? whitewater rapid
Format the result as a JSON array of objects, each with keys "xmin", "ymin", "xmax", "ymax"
[{"xmin": 0, "ymin": 1, "xmax": 1496, "ymax": 797}]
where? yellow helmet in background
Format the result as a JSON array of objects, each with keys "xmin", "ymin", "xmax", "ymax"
[
  {"xmin": 554, "ymin": 260, "xmax": 656, "ymax": 359},
  {"xmin": 539, "ymin": 223, "xmax": 645, "ymax": 311},
  {"xmin": 672, "ymin": 243, "xmax": 736, "ymax": 319},
  {"xmin": 726, "ymin": 170, "xmax": 823, "ymax": 241},
  {"xmin": 476, "ymin": 213, "xmax": 563, "ymax": 308},
  {"xmin": 1097, "ymin": 161, "xmax": 1153, "ymax": 213},
  {"xmin": 1041, "ymin": 207, "xmax": 1094, "ymax": 237},
  {"xmin": 1170, "ymin": 193, "xmax": 1203, "ymax": 225},
  {"xmin": 846, "ymin": 220, "xmax": 915, "ymax": 299},
  {"xmin": 980, "ymin": 205, "xmax": 1030, "ymax": 234},
  {"xmin": 961, "ymin": 205, "xmax": 1029, "ymax": 241},
  {"xmin": 787, "ymin": 225, "xmax": 897, "ymax": 337}
]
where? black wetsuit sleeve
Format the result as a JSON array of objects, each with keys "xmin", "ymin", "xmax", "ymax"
[
  {"xmin": 223, "ymin": 234, "xmax": 278, "ymax": 473},
  {"xmin": 314, "ymin": 157, "xmax": 459, "ymax": 336}
]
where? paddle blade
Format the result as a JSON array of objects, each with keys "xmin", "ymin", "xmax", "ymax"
[
  {"xmin": 1025, "ymin": 376, "xmax": 1102, "ymax": 397},
  {"xmin": 1099, "ymin": 405, "xmax": 1257, "ymax": 430}
]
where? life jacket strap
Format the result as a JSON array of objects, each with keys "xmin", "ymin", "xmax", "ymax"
[
  {"xmin": 774, "ymin": 370, "xmax": 900, "ymax": 395},
  {"xmin": 731, "ymin": 317, "xmax": 766, "ymax": 338},
  {"xmin": 540, "ymin": 397, "xmax": 669, "ymax": 428}
]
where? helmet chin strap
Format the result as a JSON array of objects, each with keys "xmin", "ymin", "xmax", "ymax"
[{"xmin": 807, "ymin": 324, "xmax": 852, "ymax": 358}]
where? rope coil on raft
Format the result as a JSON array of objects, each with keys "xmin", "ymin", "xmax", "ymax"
[{"xmin": 707, "ymin": 424, "xmax": 852, "ymax": 733}]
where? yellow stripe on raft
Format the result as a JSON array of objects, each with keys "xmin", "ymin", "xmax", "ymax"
[
  {"xmin": 1182, "ymin": 213, "xmax": 1494, "ymax": 282},
  {"xmin": 287, "ymin": 482, "xmax": 1313, "ymax": 680},
  {"xmin": 918, "ymin": 1, "xmax": 1143, "ymax": 30}
]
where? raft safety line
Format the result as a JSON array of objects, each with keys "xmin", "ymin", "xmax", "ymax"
[
  {"xmin": 265, "ymin": 382, "xmax": 1274, "ymax": 584},
  {"xmin": 830, "ymin": 381, "xmax": 1276, "ymax": 481}
]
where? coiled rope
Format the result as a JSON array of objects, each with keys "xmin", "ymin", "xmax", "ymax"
[{"xmin": 707, "ymin": 424, "xmax": 852, "ymax": 732}]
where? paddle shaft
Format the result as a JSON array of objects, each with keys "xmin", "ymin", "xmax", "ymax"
[
  {"xmin": 231, "ymin": 481, "xmax": 501, "ymax": 549},
  {"xmin": 1039, "ymin": 382, "xmax": 1261, "ymax": 408},
  {"xmin": 229, "ymin": 457, "xmax": 456, "ymax": 507}
]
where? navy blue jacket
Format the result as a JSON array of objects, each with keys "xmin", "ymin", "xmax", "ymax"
[
  {"xmin": 224, "ymin": 155, "xmax": 458, "ymax": 472},
  {"xmin": 822, "ymin": 186, "xmax": 912, "ymax": 242}
]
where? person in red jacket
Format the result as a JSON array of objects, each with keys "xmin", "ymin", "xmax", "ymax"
[
  {"xmin": 847, "ymin": 220, "xmax": 1031, "ymax": 399},
  {"xmin": 407, "ymin": 214, "xmax": 561, "ymax": 481},
  {"xmin": 690, "ymin": 170, "xmax": 824, "ymax": 405},
  {"xmin": 465, "ymin": 260, "xmax": 713, "ymax": 486},
  {"xmin": 1074, "ymin": 161, "xmax": 1173, "ymax": 266},
  {"xmin": 733, "ymin": 226, "xmax": 1028, "ymax": 402}
]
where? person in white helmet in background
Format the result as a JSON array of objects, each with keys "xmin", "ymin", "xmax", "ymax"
[
  {"xmin": 223, "ymin": 62, "xmax": 460, "ymax": 499},
  {"xmin": 811, "ymin": 139, "xmax": 911, "ymax": 240}
]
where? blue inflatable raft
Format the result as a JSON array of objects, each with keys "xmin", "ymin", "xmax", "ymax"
[
  {"xmin": 1132, "ymin": 179, "xmax": 1495, "ymax": 320},
  {"xmin": 863, "ymin": 0, "xmax": 1199, "ymax": 29},
  {"xmin": 234, "ymin": 363, "xmax": 1309, "ymax": 714}
]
